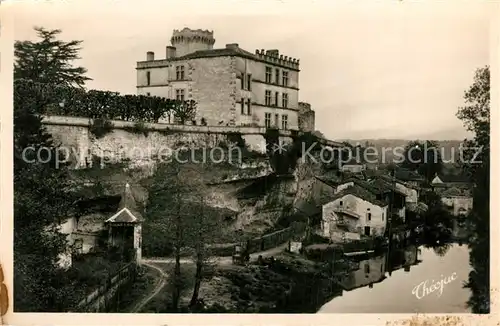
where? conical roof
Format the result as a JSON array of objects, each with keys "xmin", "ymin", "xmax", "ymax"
[{"xmin": 105, "ymin": 183, "xmax": 144, "ymax": 224}]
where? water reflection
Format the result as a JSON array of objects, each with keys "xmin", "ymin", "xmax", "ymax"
[
  {"xmin": 319, "ymin": 243, "xmax": 471, "ymax": 313},
  {"xmin": 337, "ymin": 245, "xmax": 421, "ymax": 291}
]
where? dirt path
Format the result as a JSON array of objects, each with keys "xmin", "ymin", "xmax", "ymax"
[
  {"xmin": 133, "ymin": 242, "xmax": 291, "ymax": 311},
  {"xmin": 129, "ymin": 261, "xmax": 168, "ymax": 313}
]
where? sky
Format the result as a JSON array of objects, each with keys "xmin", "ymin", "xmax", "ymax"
[{"xmin": 7, "ymin": 0, "xmax": 493, "ymax": 141}]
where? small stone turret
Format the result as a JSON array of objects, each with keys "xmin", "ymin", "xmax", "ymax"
[{"xmin": 170, "ymin": 28, "xmax": 216, "ymax": 57}]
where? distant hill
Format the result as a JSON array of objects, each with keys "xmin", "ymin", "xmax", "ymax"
[{"xmin": 339, "ymin": 139, "xmax": 466, "ymax": 169}]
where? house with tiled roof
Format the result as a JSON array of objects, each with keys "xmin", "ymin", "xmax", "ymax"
[
  {"xmin": 136, "ymin": 27, "xmax": 310, "ymax": 132},
  {"xmin": 105, "ymin": 183, "xmax": 144, "ymax": 263},
  {"xmin": 431, "ymin": 173, "xmax": 472, "ymax": 190},
  {"xmin": 341, "ymin": 158, "xmax": 367, "ymax": 173},
  {"xmin": 321, "ymin": 184, "xmax": 389, "ymax": 240},
  {"xmin": 333, "ymin": 176, "xmax": 408, "ymax": 222},
  {"xmin": 55, "ymin": 183, "xmax": 145, "ymax": 268},
  {"xmin": 393, "ymin": 168, "xmax": 425, "ymax": 187}
]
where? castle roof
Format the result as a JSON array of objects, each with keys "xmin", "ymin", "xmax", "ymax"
[{"xmin": 138, "ymin": 45, "xmax": 300, "ymax": 71}]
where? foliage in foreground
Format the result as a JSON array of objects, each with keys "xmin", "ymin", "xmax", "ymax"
[{"xmin": 457, "ymin": 66, "xmax": 490, "ymax": 313}]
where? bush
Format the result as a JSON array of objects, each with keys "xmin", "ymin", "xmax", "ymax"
[
  {"xmin": 89, "ymin": 118, "xmax": 113, "ymax": 138},
  {"xmin": 227, "ymin": 132, "xmax": 246, "ymax": 148},
  {"xmin": 124, "ymin": 121, "xmax": 149, "ymax": 137}
]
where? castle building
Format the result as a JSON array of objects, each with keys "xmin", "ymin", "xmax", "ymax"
[{"xmin": 136, "ymin": 28, "xmax": 307, "ymax": 130}]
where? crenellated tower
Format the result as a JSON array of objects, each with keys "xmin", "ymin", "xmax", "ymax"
[{"xmin": 170, "ymin": 28, "xmax": 216, "ymax": 57}]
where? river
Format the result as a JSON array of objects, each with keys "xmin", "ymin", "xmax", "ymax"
[{"xmin": 318, "ymin": 243, "xmax": 471, "ymax": 313}]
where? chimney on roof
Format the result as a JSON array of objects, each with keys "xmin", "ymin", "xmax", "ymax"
[
  {"xmin": 226, "ymin": 43, "xmax": 239, "ymax": 50},
  {"xmin": 146, "ymin": 51, "xmax": 155, "ymax": 61},
  {"xmin": 166, "ymin": 46, "xmax": 176, "ymax": 59}
]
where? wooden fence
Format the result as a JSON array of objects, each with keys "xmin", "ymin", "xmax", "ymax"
[
  {"xmin": 72, "ymin": 262, "xmax": 138, "ymax": 312},
  {"xmin": 209, "ymin": 222, "xmax": 307, "ymax": 256}
]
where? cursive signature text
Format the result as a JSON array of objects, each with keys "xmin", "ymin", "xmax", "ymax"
[{"xmin": 412, "ymin": 272, "xmax": 457, "ymax": 299}]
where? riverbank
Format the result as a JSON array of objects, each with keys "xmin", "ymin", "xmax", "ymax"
[{"xmin": 195, "ymin": 252, "xmax": 355, "ymax": 313}]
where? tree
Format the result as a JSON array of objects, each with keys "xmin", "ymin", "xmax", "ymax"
[
  {"xmin": 399, "ymin": 140, "xmax": 443, "ymax": 182},
  {"xmin": 172, "ymin": 100, "xmax": 197, "ymax": 124},
  {"xmin": 14, "ymin": 27, "xmax": 91, "ymax": 87},
  {"xmin": 186, "ymin": 195, "xmax": 221, "ymax": 308},
  {"xmin": 13, "ymin": 79, "xmax": 77, "ymax": 311},
  {"xmin": 457, "ymin": 66, "xmax": 490, "ymax": 313},
  {"xmin": 146, "ymin": 161, "xmax": 220, "ymax": 311},
  {"xmin": 14, "ymin": 27, "xmax": 90, "ymax": 311}
]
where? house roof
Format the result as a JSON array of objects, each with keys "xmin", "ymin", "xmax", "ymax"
[
  {"xmin": 341, "ymin": 178, "xmax": 391, "ymax": 196},
  {"xmin": 394, "ymin": 169, "xmax": 425, "ymax": 182},
  {"xmin": 106, "ymin": 183, "xmax": 144, "ymax": 223},
  {"xmin": 441, "ymin": 187, "xmax": 467, "ymax": 197},
  {"xmin": 314, "ymin": 175, "xmax": 342, "ymax": 188},
  {"xmin": 375, "ymin": 174, "xmax": 421, "ymax": 190},
  {"xmin": 436, "ymin": 174, "xmax": 471, "ymax": 183},
  {"xmin": 329, "ymin": 185, "xmax": 388, "ymax": 207},
  {"xmin": 343, "ymin": 158, "xmax": 365, "ymax": 165},
  {"xmin": 105, "ymin": 207, "xmax": 140, "ymax": 223},
  {"xmin": 367, "ymin": 178, "xmax": 407, "ymax": 197}
]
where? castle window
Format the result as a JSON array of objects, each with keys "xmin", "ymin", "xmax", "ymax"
[
  {"xmin": 247, "ymin": 74, "xmax": 252, "ymax": 91},
  {"xmin": 176, "ymin": 65, "xmax": 185, "ymax": 80},
  {"xmin": 382, "ymin": 213, "xmax": 384, "ymax": 221},
  {"xmin": 275, "ymin": 68, "xmax": 280, "ymax": 85},
  {"xmin": 364, "ymin": 263, "xmax": 370, "ymax": 274},
  {"xmin": 247, "ymin": 99, "xmax": 252, "ymax": 115},
  {"xmin": 175, "ymin": 89, "xmax": 185, "ymax": 101},
  {"xmin": 265, "ymin": 67, "xmax": 272, "ymax": 83},
  {"xmin": 241, "ymin": 100, "xmax": 245, "ymax": 114},
  {"xmin": 282, "ymin": 71, "xmax": 289, "ymax": 87},
  {"xmin": 274, "ymin": 92, "xmax": 279, "ymax": 107},
  {"xmin": 282, "ymin": 93, "xmax": 288, "ymax": 108},
  {"xmin": 339, "ymin": 200, "xmax": 343, "ymax": 206},
  {"xmin": 265, "ymin": 90, "xmax": 272, "ymax": 106},
  {"xmin": 367, "ymin": 212, "xmax": 372, "ymax": 221},
  {"xmin": 275, "ymin": 114, "xmax": 279, "ymax": 128},
  {"xmin": 281, "ymin": 114, "xmax": 288, "ymax": 130},
  {"xmin": 265, "ymin": 113, "xmax": 272, "ymax": 128},
  {"xmin": 146, "ymin": 92, "xmax": 151, "ymax": 96},
  {"xmin": 241, "ymin": 73, "xmax": 245, "ymax": 89},
  {"xmin": 146, "ymin": 71, "xmax": 151, "ymax": 86}
]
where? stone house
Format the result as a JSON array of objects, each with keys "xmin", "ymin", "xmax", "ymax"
[
  {"xmin": 334, "ymin": 177, "xmax": 407, "ymax": 221},
  {"xmin": 56, "ymin": 183, "xmax": 144, "ymax": 268},
  {"xmin": 321, "ymin": 185, "xmax": 389, "ymax": 239},
  {"xmin": 136, "ymin": 28, "xmax": 314, "ymax": 131},
  {"xmin": 440, "ymin": 187, "xmax": 473, "ymax": 216}
]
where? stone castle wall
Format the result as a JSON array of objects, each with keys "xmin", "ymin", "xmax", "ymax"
[
  {"xmin": 298, "ymin": 102, "xmax": 315, "ymax": 133},
  {"xmin": 43, "ymin": 115, "xmax": 296, "ymax": 170}
]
